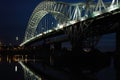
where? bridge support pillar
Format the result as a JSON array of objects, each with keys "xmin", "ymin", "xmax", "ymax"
[{"xmin": 115, "ymin": 23, "xmax": 120, "ymax": 80}]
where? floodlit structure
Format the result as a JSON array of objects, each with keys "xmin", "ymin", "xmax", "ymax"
[
  {"xmin": 20, "ymin": 0, "xmax": 120, "ymax": 46},
  {"xmin": 19, "ymin": 0, "xmax": 120, "ymax": 80}
]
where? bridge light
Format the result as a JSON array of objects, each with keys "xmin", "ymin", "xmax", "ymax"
[
  {"xmin": 82, "ymin": 5, "xmax": 85, "ymax": 9},
  {"xmin": 107, "ymin": 5, "xmax": 119, "ymax": 12},
  {"xmin": 58, "ymin": 24, "xmax": 64, "ymax": 29},
  {"xmin": 48, "ymin": 29, "xmax": 52, "ymax": 32},
  {"xmin": 92, "ymin": 11, "xmax": 101, "ymax": 17},
  {"xmin": 43, "ymin": 31, "xmax": 47, "ymax": 34},
  {"xmin": 83, "ymin": 48, "xmax": 91, "ymax": 53},
  {"xmin": 66, "ymin": 23, "xmax": 70, "ymax": 26},
  {"xmin": 39, "ymin": 33, "xmax": 42, "ymax": 36},
  {"xmin": 15, "ymin": 66, "xmax": 18, "ymax": 72},
  {"xmin": 16, "ymin": 36, "xmax": 19, "ymax": 41},
  {"xmin": 69, "ymin": 20, "xmax": 76, "ymax": 24},
  {"xmin": 81, "ymin": 17, "xmax": 86, "ymax": 21}
]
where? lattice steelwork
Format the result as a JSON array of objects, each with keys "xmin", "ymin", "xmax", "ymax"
[{"xmin": 20, "ymin": 0, "xmax": 119, "ymax": 46}]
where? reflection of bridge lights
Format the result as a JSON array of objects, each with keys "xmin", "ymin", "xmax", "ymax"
[{"xmin": 19, "ymin": 61, "xmax": 42, "ymax": 80}]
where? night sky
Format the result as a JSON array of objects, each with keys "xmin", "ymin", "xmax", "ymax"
[{"xmin": 0, "ymin": 0, "xmax": 41, "ymax": 45}]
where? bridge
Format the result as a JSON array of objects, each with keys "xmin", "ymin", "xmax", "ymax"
[
  {"xmin": 20, "ymin": 0, "xmax": 120, "ymax": 47},
  {"xmin": 19, "ymin": 0, "xmax": 120, "ymax": 80}
]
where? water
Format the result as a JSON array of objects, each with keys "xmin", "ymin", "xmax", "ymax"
[
  {"xmin": 0, "ymin": 48, "xmax": 116, "ymax": 80},
  {"xmin": 0, "ymin": 62, "xmax": 24, "ymax": 80}
]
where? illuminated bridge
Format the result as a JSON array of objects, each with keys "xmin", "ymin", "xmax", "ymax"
[
  {"xmin": 20, "ymin": 0, "xmax": 120, "ymax": 47},
  {"xmin": 19, "ymin": 0, "xmax": 120, "ymax": 80}
]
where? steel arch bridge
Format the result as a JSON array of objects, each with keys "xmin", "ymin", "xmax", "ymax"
[
  {"xmin": 20, "ymin": 0, "xmax": 120, "ymax": 46},
  {"xmin": 19, "ymin": 0, "xmax": 120, "ymax": 80}
]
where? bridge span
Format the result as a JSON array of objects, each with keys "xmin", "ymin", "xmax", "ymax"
[
  {"xmin": 20, "ymin": 0, "xmax": 120, "ymax": 47},
  {"xmin": 18, "ymin": 0, "xmax": 120, "ymax": 80}
]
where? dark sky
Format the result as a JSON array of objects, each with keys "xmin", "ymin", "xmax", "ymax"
[
  {"xmin": 0, "ymin": 0, "xmax": 42, "ymax": 45},
  {"xmin": 0, "ymin": 0, "xmax": 116, "ymax": 51},
  {"xmin": 0, "ymin": 0, "xmax": 79, "ymax": 45}
]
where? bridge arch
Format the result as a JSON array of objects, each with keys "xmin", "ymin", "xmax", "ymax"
[
  {"xmin": 20, "ymin": 0, "xmax": 120, "ymax": 46},
  {"xmin": 24, "ymin": 1, "xmax": 71, "ymax": 41}
]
